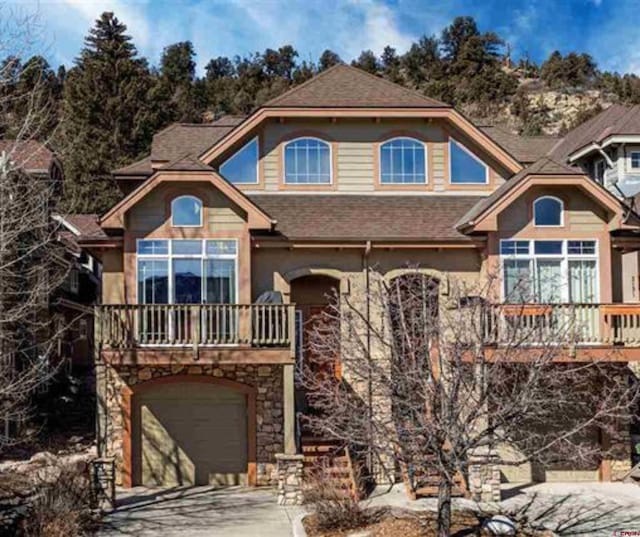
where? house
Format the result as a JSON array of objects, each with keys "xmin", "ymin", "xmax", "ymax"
[
  {"xmin": 79, "ymin": 65, "xmax": 640, "ymax": 500},
  {"xmin": 0, "ymin": 141, "xmax": 100, "ymax": 438}
]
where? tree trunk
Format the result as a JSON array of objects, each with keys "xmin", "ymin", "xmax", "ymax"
[{"xmin": 437, "ymin": 477, "xmax": 452, "ymax": 537}]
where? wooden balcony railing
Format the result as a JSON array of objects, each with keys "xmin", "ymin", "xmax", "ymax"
[
  {"xmin": 483, "ymin": 303, "xmax": 640, "ymax": 347},
  {"xmin": 96, "ymin": 304, "xmax": 295, "ymax": 350}
]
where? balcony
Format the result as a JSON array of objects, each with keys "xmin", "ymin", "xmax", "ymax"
[
  {"xmin": 483, "ymin": 303, "xmax": 640, "ymax": 359},
  {"xmin": 96, "ymin": 303, "xmax": 296, "ymax": 365}
]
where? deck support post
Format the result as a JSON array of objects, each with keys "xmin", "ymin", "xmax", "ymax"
[{"xmin": 283, "ymin": 363, "xmax": 296, "ymax": 455}]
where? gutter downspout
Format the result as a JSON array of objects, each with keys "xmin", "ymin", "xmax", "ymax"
[{"xmin": 363, "ymin": 240, "xmax": 373, "ymax": 474}]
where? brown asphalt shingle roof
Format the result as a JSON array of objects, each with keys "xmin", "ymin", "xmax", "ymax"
[
  {"xmin": 249, "ymin": 194, "xmax": 480, "ymax": 241},
  {"xmin": 150, "ymin": 116, "xmax": 247, "ymax": 163},
  {"xmin": 479, "ymin": 125, "xmax": 559, "ymax": 164},
  {"xmin": 0, "ymin": 140, "xmax": 54, "ymax": 173},
  {"xmin": 64, "ymin": 214, "xmax": 105, "ymax": 239},
  {"xmin": 264, "ymin": 64, "xmax": 449, "ymax": 108},
  {"xmin": 113, "ymin": 155, "xmax": 153, "ymax": 176},
  {"xmin": 161, "ymin": 154, "xmax": 215, "ymax": 172},
  {"xmin": 549, "ymin": 104, "xmax": 640, "ymax": 160}
]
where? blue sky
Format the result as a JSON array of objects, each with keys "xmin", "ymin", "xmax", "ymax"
[{"xmin": 12, "ymin": 0, "xmax": 640, "ymax": 76}]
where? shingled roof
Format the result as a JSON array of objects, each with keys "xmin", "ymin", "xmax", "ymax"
[
  {"xmin": 549, "ymin": 104, "xmax": 640, "ymax": 160},
  {"xmin": 479, "ymin": 125, "xmax": 559, "ymax": 164},
  {"xmin": 249, "ymin": 194, "xmax": 480, "ymax": 241},
  {"xmin": 150, "ymin": 116, "xmax": 246, "ymax": 163},
  {"xmin": 264, "ymin": 64, "xmax": 449, "ymax": 109},
  {"xmin": 0, "ymin": 140, "xmax": 55, "ymax": 174}
]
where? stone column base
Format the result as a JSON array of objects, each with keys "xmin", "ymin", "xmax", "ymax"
[
  {"xmin": 276, "ymin": 453, "xmax": 305, "ymax": 505},
  {"xmin": 469, "ymin": 456, "xmax": 501, "ymax": 502}
]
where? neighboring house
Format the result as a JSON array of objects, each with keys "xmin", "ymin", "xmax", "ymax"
[
  {"xmin": 54, "ymin": 214, "xmax": 102, "ymax": 377},
  {"xmin": 78, "ymin": 65, "xmax": 640, "ymax": 498},
  {"xmin": 0, "ymin": 141, "xmax": 100, "ymax": 437}
]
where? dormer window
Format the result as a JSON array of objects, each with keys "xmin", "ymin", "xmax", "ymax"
[
  {"xmin": 380, "ymin": 137, "xmax": 427, "ymax": 184},
  {"xmin": 450, "ymin": 138, "xmax": 488, "ymax": 184},
  {"xmin": 533, "ymin": 196, "xmax": 563, "ymax": 227},
  {"xmin": 171, "ymin": 195, "xmax": 202, "ymax": 227},
  {"xmin": 284, "ymin": 137, "xmax": 331, "ymax": 184}
]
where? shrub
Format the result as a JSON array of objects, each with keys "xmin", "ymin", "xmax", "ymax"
[
  {"xmin": 303, "ymin": 461, "xmax": 371, "ymax": 532},
  {"xmin": 21, "ymin": 464, "xmax": 95, "ymax": 537}
]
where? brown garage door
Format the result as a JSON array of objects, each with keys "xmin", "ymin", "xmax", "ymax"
[{"xmin": 133, "ymin": 382, "xmax": 247, "ymax": 487}]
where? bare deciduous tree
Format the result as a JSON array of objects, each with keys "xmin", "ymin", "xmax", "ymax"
[
  {"xmin": 301, "ymin": 269, "xmax": 639, "ymax": 537},
  {"xmin": 0, "ymin": 5, "xmax": 74, "ymax": 451}
]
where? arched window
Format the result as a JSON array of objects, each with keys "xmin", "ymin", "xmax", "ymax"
[
  {"xmin": 284, "ymin": 137, "xmax": 331, "ymax": 184},
  {"xmin": 533, "ymin": 196, "xmax": 563, "ymax": 227},
  {"xmin": 171, "ymin": 195, "xmax": 202, "ymax": 227},
  {"xmin": 380, "ymin": 137, "xmax": 427, "ymax": 184}
]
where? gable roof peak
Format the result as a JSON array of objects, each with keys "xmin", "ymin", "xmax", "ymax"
[{"xmin": 263, "ymin": 63, "xmax": 450, "ymax": 109}]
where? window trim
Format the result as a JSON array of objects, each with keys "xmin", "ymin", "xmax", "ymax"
[
  {"xmin": 282, "ymin": 136, "xmax": 333, "ymax": 185},
  {"xmin": 136, "ymin": 238, "xmax": 239, "ymax": 305},
  {"xmin": 499, "ymin": 238, "xmax": 599, "ymax": 303},
  {"xmin": 170, "ymin": 195, "xmax": 203, "ymax": 228},
  {"xmin": 448, "ymin": 137, "xmax": 490, "ymax": 185},
  {"xmin": 378, "ymin": 136, "xmax": 428, "ymax": 185},
  {"xmin": 219, "ymin": 136, "xmax": 260, "ymax": 185},
  {"xmin": 533, "ymin": 195, "xmax": 564, "ymax": 228}
]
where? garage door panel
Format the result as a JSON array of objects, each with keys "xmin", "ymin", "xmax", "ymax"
[{"xmin": 135, "ymin": 383, "xmax": 248, "ymax": 487}]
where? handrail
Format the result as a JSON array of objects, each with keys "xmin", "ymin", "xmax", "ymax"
[
  {"xmin": 485, "ymin": 303, "xmax": 640, "ymax": 347},
  {"xmin": 97, "ymin": 303, "xmax": 294, "ymax": 349}
]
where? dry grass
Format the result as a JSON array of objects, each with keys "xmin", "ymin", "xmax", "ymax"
[{"xmin": 21, "ymin": 464, "xmax": 96, "ymax": 537}]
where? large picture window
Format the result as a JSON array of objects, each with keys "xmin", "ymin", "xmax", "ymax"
[
  {"xmin": 220, "ymin": 137, "xmax": 259, "ymax": 184},
  {"xmin": 450, "ymin": 138, "xmax": 488, "ymax": 184},
  {"xmin": 380, "ymin": 137, "xmax": 427, "ymax": 184},
  {"xmin": 137, "ymin": 239, "xmax": 237, "ymax": 305},
  {"xmin": 500, "ymin": 239, "xmax": 598, "ymax": 304},
  {"xmin": 284, "ymin": 137, "xmax": 331, "ymax": 184}
]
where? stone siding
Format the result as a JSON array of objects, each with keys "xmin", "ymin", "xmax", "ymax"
[{"xmin": 101, "ymin": 363, "xmax": 284, "ymax": 486}]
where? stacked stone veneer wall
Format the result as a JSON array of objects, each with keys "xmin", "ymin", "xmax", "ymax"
[{"xmin": 102, "ymin": 363, "xmax": 283, "ymax": 486}]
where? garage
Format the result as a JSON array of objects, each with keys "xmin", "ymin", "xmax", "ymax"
[{"xmin": 132, "ymin": 381, "xmax": 248, "ymax": 487}]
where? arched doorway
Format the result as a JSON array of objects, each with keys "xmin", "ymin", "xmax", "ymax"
[{"xmin": 290, "ymin": 274, "xmax": 341, "ymax": 438}]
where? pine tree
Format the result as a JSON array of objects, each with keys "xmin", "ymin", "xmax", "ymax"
[
  {"xmin": 60, "ymin": 12, "xmax": 157, "ymax": 213},
  {"xmin": 158, "ymin": 41, "xmax": 201, "ymax": 122}
]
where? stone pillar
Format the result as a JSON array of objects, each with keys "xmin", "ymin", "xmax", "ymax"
[
  {"xmin": 276, "ymin": 453, "xmax": 304, "ymax": 505},
  {"xmin": 468, "ymin": 455, "xmax": 501, "ymax": 503}
]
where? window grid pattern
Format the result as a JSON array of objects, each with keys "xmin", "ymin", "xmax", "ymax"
[
  {"xmin": 137, "ymin": 239, "xmax": 237, "ymax": 305},
  {"xmin": 500, "ymin": 239, "xmax": 598, "ymax": 304},
  {"xmin": 380, "ymin": 138, "xmax": 426, "ymax": 184},
  {"xmin": 631, "ymin": 152, "xmax": 640, "ymax": 169},
  {"xmin": 284, "ymin": 138, "xmax": 331, "ymax": 184}
]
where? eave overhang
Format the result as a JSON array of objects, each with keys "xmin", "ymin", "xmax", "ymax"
[
  {"xmin": 198, "ymin": 107, "xmax": 523, "ymax": 175},
  {"xmin": 100, "ymin": 169, "xmax": 276, "ymax": 231}
]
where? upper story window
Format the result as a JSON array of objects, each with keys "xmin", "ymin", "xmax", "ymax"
[
  {"xmin": 450, "ymin": 138, "xmax": 488, "ymax": 184},
  {"xmin": 593, "ymin": 158, "xmax": 606, "ymax": 184},
  {"xmin": 533, "ymin": 196, "xmax": 563, "ymax": 227},
  {"xmin": 380, "ymin": 137, "xmax": 427, "ymax": 184},
  {"xmin": 631, "ymin": 151, "xmax": 640, "ymax": 170},
  {"xmin": 500, "ymin": 239, "xmax": 598, "ymax": 304},
  {"xmin": 284, "ymin": 137, "xmax": 331, "ymax": 184},
  {"xmin": 220, "ymin": 137, "xmax": 259, "ymax": 184},
  {"xmin": 171, "ymin": 195, "xmax": 202, "ymax": 227}
]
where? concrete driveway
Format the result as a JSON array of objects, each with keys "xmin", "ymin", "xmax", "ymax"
[{"xmin": 98, "ymin": 486, "xmax": 303, "ymax": 537}]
